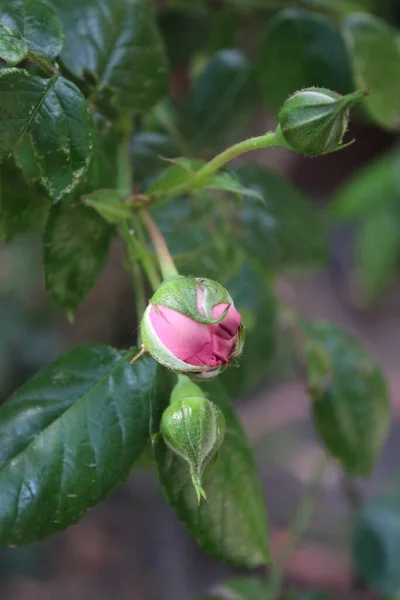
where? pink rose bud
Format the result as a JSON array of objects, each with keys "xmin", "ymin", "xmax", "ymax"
[{"xmin": 141, "ymin": 276, "xmax": 245, "ymax": 379}]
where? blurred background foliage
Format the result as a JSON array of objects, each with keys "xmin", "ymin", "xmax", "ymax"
[{"xmin": 1, "ymin": 0, "xmax": 400, "ymax": 598}]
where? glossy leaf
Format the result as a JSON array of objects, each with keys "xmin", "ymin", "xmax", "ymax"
[
  {"xmin": 183, "ymin": 50, "xmax": 255, "ymax": 152},
  {"xmin": 0, "ymin": 23, "xmax": 29, "ymax": 65},
  {"xmin": 353, "ymin": 501, "xmax": 400, "ymax": 597},
  {"xmin": 331, "ymin": 149, "xmax": 400, "ymax": 220},
  {"xmin": 233, "ymin": 164, "xmax": 327, "ymax": 272},
  {"xmin": 154, "ymin": 380, "xmax": 269, "ymax": 568},
  {"xmin": 83, "ymin": 189, "xmax": 135, "ymax": 224},
  {"xmin": 44, "ymin": 202, "xmax": 112, "ymax": 311},
  {"xmin": 304, "ymin": 321, "xmax": 390, "ymax": 476},
  {"xmin": 0, "ymin": 0, "xmax": 64, "ymax": 59},
  {"xmin": 343, "ymin": 13, "xmax": 400, "ymax": 130},
  {"xmin": 210, "ymin": 578, "xmax": 269, "ymax": 600},
  {"xmin": 355, "ymin": 208, "xmax": 400, "ymax": 305},
  {"xmin": 0, "ymin": 161, "xmax": 48, "ymax": 241},
  {"xmin": 258, "ymin": 9, "xmax": 352, "ymax": 114},
  {"xmin": 0, "ymin": 70, "xmax": 93, "ymax": 200},
  {"xmin": 0, "ymin": 345, "xmax": 173, "ymax": 545},
  {"xmin": 220, "ymin": 264, "xmax": 276, "ymax": 398},
  {"xmin": 53, "ymin": 0, "xmax": 167, "ymax": 112}
]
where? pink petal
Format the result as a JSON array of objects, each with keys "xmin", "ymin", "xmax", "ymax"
[{"xmin": 149, "ymin": 305, "xmax": 214, "ymax": 366}]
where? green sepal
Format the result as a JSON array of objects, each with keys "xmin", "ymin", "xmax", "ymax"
[
  {"xmin": 160, "ymin": 376, "xmax": 225, "ymax": 503},
  {"xmin": 149, "ymin": 275, "xmax": 233, "ymax": 325}
]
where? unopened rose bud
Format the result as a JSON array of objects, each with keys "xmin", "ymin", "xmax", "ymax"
[
  {"xmin": 161, "ymin": 376, "xmax": 225, "ymax": 503},
  {"xmin": 141, "ymin": 276, "xmax": 245, "ymax": 379},
  {"xmin": 277, "ymin": 87, "xmax": 366, "ymax": 156}
]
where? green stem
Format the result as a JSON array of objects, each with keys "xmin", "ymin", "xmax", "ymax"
[
  {"xmin": 155, "ymin": 130, "xmax": 282, "ymax": 202},
  {"xmin": 132, "ymin": 261, "xmax": 146, "ymax": 342},
  {"xmin": 266, "ymin": 456, "xmax": 328, "ymax": 599},
  {"xmin": 140, "ymin": 209, "xmax": 179, "ymax": 280},
  {"xmin": 120, "ymin": 222, "xmax": 161, "ymax": 292},
  {"xmin": 116, "ymin": 132, "xmax": 132, "ymax": 199}
]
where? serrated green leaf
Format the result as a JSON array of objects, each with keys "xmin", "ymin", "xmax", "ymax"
[
  {"xmin": 233, "ymin": 164, "xmax": 327, "ymax": 272},
  {"xmin": 331, "ymin": 149, "xmax": 400, "ymax": 220},
  {"xmin": 146, "ymin": 159, "xmax": 204, "ymax": 198},
  {"xmin": 83, "ymin": 189, "xmax": 135, "ymax": 224},
  {"xmin": 343, "ymin": 13, "xmax": 400, "ymax": 130},
  {"xmin": 220, "ymin": 264, "xmax": 276, "ymax": 398},
  {"xmin": 0, "ymin": 22, "xmax": 29, "ymax": 65},
  {"xmin": 0, "ymin": 345, "xmax": 173, "ymax": 546},
  {"xmin": 304, "ymin": 322, "xmax": 390, "ymax": 476},
  {"xmin": 29, "ymin": 76, "xmax": 94, "ymax": 201},
  {"xmin": 354, "ymin": 501, "xmax": 400, "ymax": 597},
  {"xmin": 205, "ymin": 172, "xmax": 263, "ymax": 202},
  {"xmin": 154, "ymin": 380, "xmax": 269, "ymax": 568},
  {"xmin": 355, "ymin": 208, "xmax": 400, "ymax": 305},
  {"xmin": 258, "ymin": 9, "xmax": 352, "ymax": 114},
  {"xmin": 0, "ymin": 161, "xmax": 48, "ymax": 241},
  {"xmin": 53, "ymin": 0, "xmax": 167, "ymax": 113},
  {"xmin": 44, "ymin": 202, "xmax": 112, "ymax": 311},
  {"xmin": 0, "ymin": 70, "xmax": 93, "ymax": 200},
  {"xmin": 183, "ymin": 49, "xmax": 255, "ymax": 152},
  {"xmin": 0, "ymin": 0, "xmax": 64, "ymax": 60}
]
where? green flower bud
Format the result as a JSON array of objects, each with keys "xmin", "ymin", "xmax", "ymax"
[
  {"xmin": 160, "ymin": 376, "xmax": 225, "ymax": 503},
  {"xmin": 141, "ymin": 275, "xmax": 244, "ymax": 379},
  {"xmin": 277, "ymin": 87, "xmax": 366, "ymax": 156}
]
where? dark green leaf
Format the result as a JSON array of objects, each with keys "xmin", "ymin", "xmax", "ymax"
[
  {"xmin": 183, "ymin": 50, "xmax": 255, "ymax": 152},
  {"xmin": 0, "ymin": 345, "xmax": 173, "ymax": 545},
  {"xmin": 0, "ymin": 161, "xmax": 48, "ymax": 241},
  {"xmin": 287, "ymin": 592, "xmax": 333, "ymax": 600},
  {"xmin": 154, "ymin": 195, "xmax": 241, "ymax": 281},
  {"xmin": 355, "ymin": 208, "xmax": 400, "ymax": 305},
  {"xmin": 0, "ymin": 0, "xmax": 64, "ymax": 59},
  {"xmin": 29, "ymin": 76, "xmax": 94, "ymax": 201},
  {"xmin": 131, "ymin": 131, "xmax": 179, "ymax": 184},
  {"xmin": 0, "ymin": 22, "xmax": 29, "ymax": 65},
  {"xmin": 331, "ymin": 149, "xmax": 400, "ymax": 220},
  {"xmin": 158, "ymin": 9, "xmax": 209, "ymax": 67},
  {"xmin": 233, "ymin": 164, "xmax": 327, "ymax": 272},
  {"xmin": 83, "ymin": 189, "xmax": 135, "ymax": 224},
  {"xmin": 221, "ymin": 263, "xmax": 276, "ymax": 398},
  {"xmin": 343, "ymin": 13, "xmax": 400, "ymax": 130},
  {"xmin": 44, "ymin": 202, "xmax": 112, "ymax": 311},
  {"xmin": 154, "ymin": 380, "xmax": 269, "ymax": 568},
  {"xmin": 304, "ymin": 321, "xmax": 390, "ymax": 476},
  {"xmin": 0, "ymin": 70, "xmax": 93, "ymax": 200},
  {"xmin": 53, "ymin": 0, "xmax": 167, "ymax": 112},
  {"xmin": 14, "ymin": 134, "xmax": 41, "ymax": 182},
  {"xmin": 353, "ymin": 501, "xmax": 400, "ymax": 597},
  {"xmin": 258, "ymin": 9, "xmax": 352, "ymax": 114}
]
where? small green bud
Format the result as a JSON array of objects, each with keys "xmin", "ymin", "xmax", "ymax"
[
  {"xmin": 278, "ymin": 87, "xmax": 366, "ymax": 156},
  {"xmin": 160, "ymin": 376, "xmax": 225, "ymax": 503}
]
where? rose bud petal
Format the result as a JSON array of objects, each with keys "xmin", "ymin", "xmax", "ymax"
[{"xmin": 141, "ymin": 276, "xmax": 245, "ymax": 379}]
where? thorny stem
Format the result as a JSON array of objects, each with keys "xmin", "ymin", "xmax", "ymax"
[
  {"xmin": 140, "ymin": 209, "xmax": 179, "ymax": 280},
  {"xmin": 266, "ymin": 456, "xmax": 328, "ymax": 599}
]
